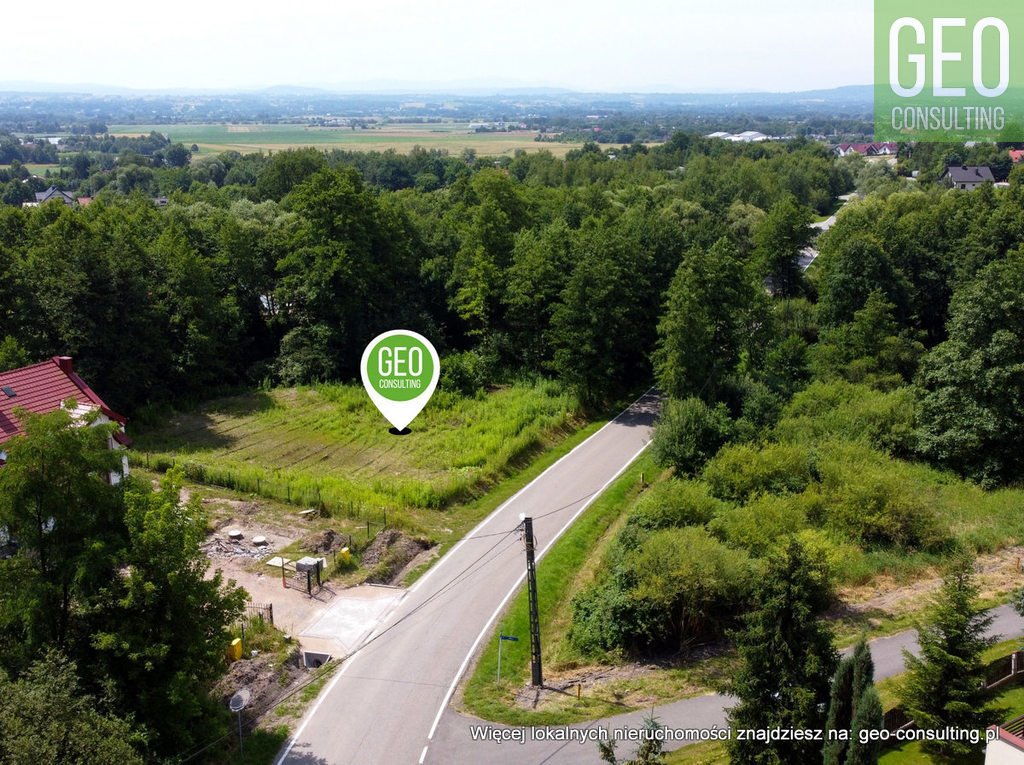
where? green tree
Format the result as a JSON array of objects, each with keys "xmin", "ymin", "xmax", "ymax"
[
  {"xmin": 256, "ymin": 147, "xmax": 328, "ymax": 200},
  {"xmin": 916, "ymin": 250, "xmax": 1024, "ymax": 484},
  {"xmin": 163, "ymin": 142, "xmax": 191, "ymax": 168},
  {"xmin": 550, "ymin": 221, "xmax": 654, "ymax": 406},
  {"xmin": 754, "ymin": 196, "xmax": 813, "ymax": 297},
  {"xmin": 727, "ymin": 539, "xmax": 838, "ymax": 765},
  {"xmin": 598, "ymin": 713, "xmax": 666, "ymax": 765},
  {"xmin": 824, "ymin": 640, "xmax": 879, "ymax": 765},
  {"xmin": 0, "ymin": 650, "xmax": 144, "ymax": 765},
  {"xmin": 651, "ymin": 397, "xmax": 732, "ymax": 476},
  {"xmin": 848, "ymin": 686, "xmax": 883, "ymax": 765},
  {"xmin": 899, "ymin": 553, "xmax": 997, "ymax": 755},
  {"xmin": 0, "ymin": 336, "xmax": 29, "ymax": 370},
  {"xmin": 91, "ymin": 472, "xmax": 248, "ymax": 755},
  {"xmin": 654, "ymin": 237, "xmax": 758, "ymax": 401},
  {"xmin": 816, "ymin": 233, "xmax": 909, "ymax": 328},
  {"xmin": 0, "ymin": 408, "xmax": 123, "ymax": 671}
]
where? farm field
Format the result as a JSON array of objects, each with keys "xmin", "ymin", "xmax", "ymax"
[
  {"xmin": 133, "ymin": 380, "xmax": 586, "ymax": 538},
  {"xmin": 107, "ymin": 122, "xmax": 582, "ymax": 157},
  {"xmin": 0, "ymin": 163, "xmax": 62, "ymax": 177}
]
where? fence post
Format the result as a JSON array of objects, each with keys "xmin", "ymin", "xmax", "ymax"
[
  {"xmin": 268, "ymin": 603, "xmax": 274, "ymax": 626},
  {"xmin": 306, "ymin": 569, "xmax": 312, "ymax": 597},
  {"xmin": 367, "ymin": 520, "xmax": 371, "ymax": 539}
]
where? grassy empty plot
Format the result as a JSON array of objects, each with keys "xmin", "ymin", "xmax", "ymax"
[
  {"xmin": 134, "ymin": 381, "xmax": 583, "ymax": 536},
  {"xmin": 107, "ymin": 122, "xmax": 582, "ymax": 157}
]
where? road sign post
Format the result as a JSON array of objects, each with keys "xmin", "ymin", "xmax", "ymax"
[{"xmin": 496, "ymin": 633, "xmax": 519, "ymax": 685}]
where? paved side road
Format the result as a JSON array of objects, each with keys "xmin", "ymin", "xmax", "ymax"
[
  {"xmin": 276, "ymin": 392, "xmax": 660, "ymax": 765},
  {"xmin": 426, "ymin": 603, "xmax": 1024, "ymax": 764}
]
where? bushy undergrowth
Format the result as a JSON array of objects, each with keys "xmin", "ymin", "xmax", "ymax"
[{"xmin": 569, "ymin": 381, "xmax": 1024, "ymax": 659}]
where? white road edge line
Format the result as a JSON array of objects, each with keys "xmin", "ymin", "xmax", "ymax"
[
  {"xmin": 275, "ymin": 389, "xmax": 656, "ymax": 765},
  {"xmin": 419, "ymin": 745, "xmax": 429, "ymax": 764},
  {"xmin": 406, "ymin": 388, "xmax": 656, "ymax": 597},
  {"xmin": 424, "ymin": 438, "xmax": 653, "ymax": 744}
]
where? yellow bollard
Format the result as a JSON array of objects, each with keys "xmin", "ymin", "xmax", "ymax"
[{"xmin": 227, "ymin": 637, "xmax": 242, "ymax": 662}]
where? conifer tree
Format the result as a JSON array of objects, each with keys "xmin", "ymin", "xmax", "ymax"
[
  {"xmin": 727, "ymin": 540, "xmax": 838, "ymax": 764},
  {"xmin": 899, "ymin": 553, "xmax": 997, "ymax": 755}
]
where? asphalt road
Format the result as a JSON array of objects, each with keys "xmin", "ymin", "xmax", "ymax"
[
  {"xmin": 425, "ymin": 605, "xmax": 1024, "ymax": 764},
  {"xmin": 277, "ymin": 391, "xmax": 660, "ymax": 765}
]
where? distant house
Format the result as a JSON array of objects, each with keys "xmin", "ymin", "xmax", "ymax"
[
  {"xmin": 22, "ymin": 186, "xmax": 76, "ymax": 209},
  {"xmin": 152, "ymin": 196, "xmax": 169, "ymax": 207},
  {"xmin": 76, "ymin": 196, "xmax": 93, "ymax": 207},
  {"xmin": 833, "ymin": 142, "xmax": 899, "ymax": 158},
  {"xmin": 1009, "ymin": 149, "xmax": 1024, "ymax": 164},
  {"xmin": 0, "ymin": 356, "xmax": 130, "ymax": 483},
  {"xmin": 943, "ymin": 165, "xmax": 995, "ymax": 191},
  {"xmin": 707, "ymin": 130, "xmax": 771, "ymax": 143}
]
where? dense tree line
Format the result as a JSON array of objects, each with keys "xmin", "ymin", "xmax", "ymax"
[{"xmin": 0, "ymin": 135, "xmax": 849, "ymax": 417}]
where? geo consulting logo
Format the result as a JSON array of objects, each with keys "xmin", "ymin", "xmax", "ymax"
[{"xmin": 875, "ymin": 0, "xmax": 1024, "ymax": 141}]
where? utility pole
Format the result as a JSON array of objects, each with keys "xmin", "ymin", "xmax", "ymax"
[{"xmin": 522, "ymin": 516, "xmax": 543, "ymax": 687}]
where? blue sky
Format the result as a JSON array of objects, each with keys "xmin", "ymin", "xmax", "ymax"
[{"xmin": 4, "ymin": 0, "xmax": 873, "ymax": 92}]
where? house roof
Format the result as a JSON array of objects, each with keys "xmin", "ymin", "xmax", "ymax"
[
  {"xmin": 0, "ymin": 356, "xmax": 125, "ymax": 447},
  {"xmin": 990, "ymin": 726, "xmax": 1024, "ymax": 753},
  {"xmin": 945, "ymin": 165, "xmax": 995, "ymax": 183},
  {"xmin": 34, "ymin": 186, "xmax": 76, "ymax": 205},
  {"xmin": 1010, "ymin": 149, "xmax": 1024, "ymax": 163}
]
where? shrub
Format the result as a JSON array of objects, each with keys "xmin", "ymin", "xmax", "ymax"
[
  {"xmin": 626, "ymin": 480, "xmax": 729, "ymax": 532},
  {"xmin": 570, "ymin": 527, "xmax": 755, "ymax": 655},
  {"xmin": 775, "ymin": 380, "xmax": 916, "ymax": 455},
  {"xmin": 651, "ymin": 397, "xmax": 733, "ymax": 476},
  {"xmin": 817, "ymin": 451, "xmax": 942, "ymax": 550},
  {"xmin": 703, "ymin": 442, "xmax": 815, "ymax": 502},
  {"xmin": 709, "ymin": 493, "xmax": 811, "ymax": 556}
]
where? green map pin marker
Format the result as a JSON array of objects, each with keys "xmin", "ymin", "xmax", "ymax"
[{"xmin": 360, "ymin": 330, "xmax": 440, "ymax": 433}]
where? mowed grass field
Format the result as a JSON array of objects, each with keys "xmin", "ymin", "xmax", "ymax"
[
  {"xmin": 134, "ymin": 381, "xmax": 585, "ymax": 536},
  {"xmin": 108, "ymin": 122, "xmax": 580, "ymax": 157}
]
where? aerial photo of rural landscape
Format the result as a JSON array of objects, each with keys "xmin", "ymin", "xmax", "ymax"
[{"xmin": 1, "ymin": 2, "xmax": 1024, "ymax": 764}]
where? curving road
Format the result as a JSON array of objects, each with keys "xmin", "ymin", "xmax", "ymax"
[
  {"xmin": 276, "ymin": 381, "xmax": 1024, "ymax": 764},
  {"xmin": 276, "ymin": 391, "xmax": 660, "ymax": 765},
  {"xmin": 426, "ymin": 603, "xmax": 1024, "ymax": 763}
]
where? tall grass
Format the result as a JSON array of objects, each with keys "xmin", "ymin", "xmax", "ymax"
[{"xmin": 132, "ymin": 380, "xmax": 582, "ymax": 532}]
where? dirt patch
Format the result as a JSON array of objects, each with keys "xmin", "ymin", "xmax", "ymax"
[
  {"xmin": 836, "ymin": 545, "xmax": 1024, "ymax": 619},
  {"xmin": 361, "ymin": 529, "xmax": 432, "ymax": 585},
  {"xmin": 214, "ymin": 649, "xmax": 304, "ymax": 720},
  {"xmin": 511, "ymin": 646, "xmax": 730, "ymax": 712},
  {"xmin": 300, "ymin": 528, "xmax": 351, "ymax": 556}
]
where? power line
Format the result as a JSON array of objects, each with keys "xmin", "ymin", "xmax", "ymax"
[{"xmin": 176, "ymin": 523, "xmax": 523, "ymax": 763}]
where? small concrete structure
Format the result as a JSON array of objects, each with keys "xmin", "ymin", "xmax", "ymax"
[
  {"xmin": 252, "ymin": 535, "xmax": 268, "ymax": 547},
  {"xmin": 227, "ymin": 529, "xmax": 243, "ymax": 541}
]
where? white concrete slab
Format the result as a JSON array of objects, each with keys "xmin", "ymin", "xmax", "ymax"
[{"xmin": 299, "ymin": 585, "xmax": 405, "ymax": 653}]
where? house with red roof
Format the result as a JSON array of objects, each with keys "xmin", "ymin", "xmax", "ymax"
[
  {"xmin": 0, "ymin": 356, "xmax": 130, "ymax": 483},
  {"xmin": 832, "ymin": 142, "xmax": 899, "ymax": 158},
  {"xmin": 1009, "ymin": 149, "xmax": 1024, "ymax": 164}
]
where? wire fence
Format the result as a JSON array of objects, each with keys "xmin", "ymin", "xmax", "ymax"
[
  {"xmin": 240, "ymin": 602, "xmax": 274, "ymax": 627},
  {"xmin": 132, "ymin": 452, "xmax": 400, "ymax": 534}
]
